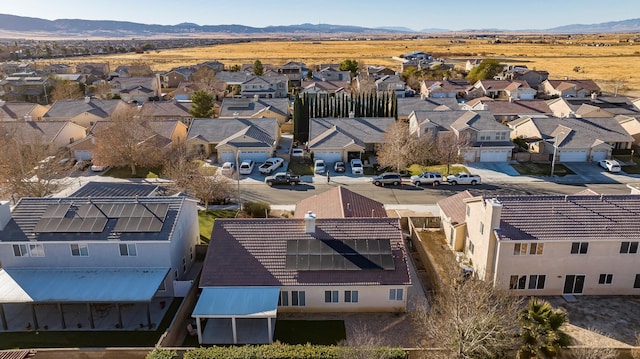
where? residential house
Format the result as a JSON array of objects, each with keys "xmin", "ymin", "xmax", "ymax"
[
  {"xmin": 438, "ymin": 192, "xmax": 640, "ymax": 295},
  {"xmin": 186, "ymin": 117, "xmax": 279, "ymax": 163},
  {"xmin": 0, "ymin": 120, "xmax": 86, "ymax": 149},
  {"xmin": 219, "ymin": 97, "xmax": 290, "ymax": 125},
  {"xmin": 0, "ymin": 196, "xmax": 199, "ymax": 330},
  {"xmin": 44, "ymin": 63, "xmax": 74, "ymax": 75},
  {"xmin": 409, "ymin": 110, "xmax": 514, "ymax": 162},
  {"xmin": 110, "ymin": 76, "xmax": 162, "ymax": 103},
  {"xmin": 375, "ymin": 75, "xmax": 406, "ymax": 98},
  {"xmin": 508, "ymin": 115, "xmax": 633, "ymax": 162},
  {"xmin": 464, "ymin": 99, "xmax": 553, "ymax": 123},
  {"xmin": 171, "ymin": 82, "xmax": 199, "ymax": 101},
  {"xmin": 161, "ymin": 67, "xmax": 194, "ymax": 89},
  {"xmin": 139, "ymin": 100, "xmax": 193, "ymax": 126},
  {"xmin": 465, "ymin": 59, "xmax": 482, "ymax": 71},
  {"xmin": 240, "ymin": 75, "xmax": 288, "ymax": 98},
  {"xmin": 197, "ymin": 61, "xmax": 225, "ymax": 73},
  {"xmin": 42, "ymin": 98, "xmax": 130, "ymax": 128},
  {"xmin": 300, "ymin": 79, "xmax": 349, "ymax": 95},
  {"xmin": 308, "ymin": 117, "xmax": 395, "ymax": 163},
  {"xmin": 633, "ymin": 98, "xmax": 640, "ymax": 111},
  {"xmin": 0, "ymin": 101, "xmax": 49, "ymax": 121},
  {"xmin": 278, "ymin": 61, "xmax": 307, "ymax": 88},
  {"xmin": 111, "ymin": 64, "xmax": 154, "ymax": 78},
  {"xmin": 539, "ymin": 79, "xmax": 601, "ymax": 98},
  {"xmin": 75, "ymin": 63, "xmax": 110, "ymax": 80},
  {"xmin": 547, "ymin": 95, "xmax": 640, "ymax": 118},
  {"xmin": 52, "ymin": 74, "xmax": 88, "ymax": 86},
  {"xmin": 616, "ymin": 115, "xmax": 640, "ymax": 150},
  {"xmin": 0, "ymin": 74, "xmax": 52, "ymax": 104},
  {"xmin": 295, "ymin": 186, "xmax": 387, "ymax": 219},
  {"xmin": 396, "ymin": 97, "xmax": 459, "ymax": 121},
  {"xmin": 420, "ymin": 79, "xmax": 470, "ymax": 99},
  {"xmin": 313, "ymin": 66, "xmax": 351, "ymax": 82},
  {"xmin": 367, "ymin": 66, "xmax": 396, "ymax": 80},
  {"xmin": 468, "ymin": 80, "xmax": 536, "ymax": 100},
  {"xmin": 511, "ymin": 70, "xmax": 549, "ymax": 89},
  {"xmin": 193, "ymin": 214, "xmax": 411, "ymax": 344},
  {"xmin": 69, "ymin": 181, "xmax": 159, "ymax": 197}
]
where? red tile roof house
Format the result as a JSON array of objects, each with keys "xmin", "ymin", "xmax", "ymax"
[
  {"xmin": 295, "ymin": 186, "xmax": 387, "ymax": 218},
  {"xmin": 192, "ymin": 213, "xmax": 411, "ymax": 345},
  {"xmin": 438, "ymin": 192, "xmax": 640, "ymax": 296}
]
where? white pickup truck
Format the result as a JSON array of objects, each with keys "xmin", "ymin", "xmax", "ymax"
[
  {"xmin": 446, "ymin": 172, "xmax": 481, "ymax": 185},
  {"xmin": 258, "ymin": 157, "xmax": 284, "ymax": 174}
]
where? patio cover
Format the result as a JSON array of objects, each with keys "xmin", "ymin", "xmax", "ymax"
[
  {"xmin": 0, "ymin": 267, "xmax": 169, "ymax": 303},
  {"xmin": 192, "ymin": 287, "xmax": 279, "ymax": 318}
]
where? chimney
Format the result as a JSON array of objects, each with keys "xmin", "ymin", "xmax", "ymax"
[
  {"xmin": 84, "ymin": 96, "xmax": 91, "ymax": 104},
  {"xmin": 0, "ymin": 100, "xmax": 5, "ymax": 107},
  {"xmin": 253, "ymin": 94, "xmax": 260, "ymax": 101},
  {"xmin": 0, "ymin": 201, "xmax": 11, "ymax": 231},
  {"xmin": 304, "ymin": 211, "xmax": 316, "ymax": 234},
  {"xmin": 348, "ymin": 111, "xmax": 355, "ymax": 119},
  {"xmin": 486, "ymin": 198, "xmax": 503, "ymax": 231},
  {"xmin": 591, "ymin": 92, "xmax": 597, "ymax": 100}
]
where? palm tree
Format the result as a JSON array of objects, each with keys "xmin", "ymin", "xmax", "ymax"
[{"xmin": 518, "ymin": 298, "xmax": 572, "ymax": 358}]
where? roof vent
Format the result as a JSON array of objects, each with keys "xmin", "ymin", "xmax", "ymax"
[{"xmin": 304, "ymin": 211, "xmax": 316, "ymax": 234}]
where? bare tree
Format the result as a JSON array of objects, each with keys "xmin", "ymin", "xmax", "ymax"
[
  {"xmin": 50, "ymin": 79, "xmax": 84, "ymax": 101},
  {"xmin": 192, "ymin": 66, "xmax": 217, "ymax": 93},
  {"xmin": 375, "ymin": 121, "xmax": 432, "ymax": 172},
  {"xmin": 338, "ymin": 322, "xmax": 396, "ymax": 359},
  {"xmin": 88, "ymin": 82, "xmax": 112, "ymax": 100},
  {"xmin": 412, "ymin": 254, "xmax": 522, "ymax": 359},
  {"xmin": 431, "ymin": 131, "xmax": 470, "ymax": 175},
  {"xmin": 92, "ymin": 107, "xmax": 164, "ymax": 176},
  {"xmin": 187, "ymin": 173, "xmax": 234, "ymax": 208}
]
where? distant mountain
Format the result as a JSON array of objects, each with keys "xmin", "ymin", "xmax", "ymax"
[
  {"xmin": 376, "ymin": 26, "xmax": 415, "ymax": 32},
  {"xmin": 419, "ymin": 28, "xmax": 452, "ymax": 33},
  {"xmin": 547, "ymin": 18, "xmax": 640, "ymax": 33}
]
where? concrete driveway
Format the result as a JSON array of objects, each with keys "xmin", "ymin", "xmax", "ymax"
[{"xmin": 562, "ymin": 162, "xmax": 639, "ymax": 184}]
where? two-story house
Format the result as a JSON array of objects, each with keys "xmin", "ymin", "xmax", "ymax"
[
  {"xmin": 42, "ymin": 98, "xmax": 130, "ymax": 128},
  {"xmin": 240, "ymin": 75, "xmax": 288, "ymax": 99},
  {"xmin": 468, "ymin": 80, "xmax": 536, "ymax": 101},
  {"xmin": 110, "ymin": 76, "xmax": 162, "ymax": 103},
  {"xmin": 375, "ymin": 75, "xmax": 406, "ymax": 98},
  {"xmin": 420, "ymin": 80, "xmax": 470, "ymax": 99},
  {"xmin": 539, "ymin": 79, "xmax": 601, "ymax": 98},
  {"xmin": 219, "ymin": 97, "xmax": 290, "ymax": 125}
]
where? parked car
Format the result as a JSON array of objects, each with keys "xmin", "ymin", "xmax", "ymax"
[
  {"xmin": 258, "ymin": 157, "xmax": 285, "ymax": 174},
  {"xmin": 265, "ymin": 172, "xmax": 301, "ymax": 186},
  {"xmin": 238, "ymin": 160, "xmax": 255, "ymax": 175},
  {"xmin": 350, "ymin": 158, "xmax": 363, "ymax": 175},
  {"xmin": 599, "ymin": 159, "xmax": 621, "ymax": 173},
  {"xmin": 291, "ymin": 148, "xmax": 304, "ymax": 158},
  {"xmin": 411, "ymin": 172, "xmax": 443, "ymax": 186},
  {"xmin": 220, "ymin": 161, "xmax": 235, "ymax": 176},
  {"xmin": 371, "ymin": 172, "xmax": 402, "ymax": 186},
  {"xmin": 446, "ymin": 172, "xmax": 481, "ymax": 185},
  {"xmin": 91, "ymin": 164, "xmax": 108, "ymax": 172},
  {"xmin": 74, "ymin": 160, "xmax": 91, "ymax": 171},
  {"xmin": 334, "ymin": 161, "xmax": 346, "ymax": 173},
  {"xmin": 314, "ymin": 159, "xmax": 326, "ymax": 174}
]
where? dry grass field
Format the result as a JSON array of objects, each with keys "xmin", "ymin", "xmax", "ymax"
[{"xmin": 60, "ymin": 34, "xmax": 640, "ymax": 95}]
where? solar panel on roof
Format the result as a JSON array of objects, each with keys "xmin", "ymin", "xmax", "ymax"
[
  {"xmin": 285, "ymin": 239, "xmax": 395, "ymax": 271},
  {"xmin": 42, "ymin": 204, "xmax": 71, "ymax": 218},
  {"xmin": 308, "ymin": 255, "xmax": 322, "ymax": 270}
]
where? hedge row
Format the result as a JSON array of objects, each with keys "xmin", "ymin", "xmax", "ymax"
[{"xmin": 182, "ymin": 344, "xmax": 406, "ymax": 359}]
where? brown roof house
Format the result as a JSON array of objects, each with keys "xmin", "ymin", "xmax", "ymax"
[
  {"xmin": 438, "ymin": 192, "xmax": 640, "ymax": 296},
  {"xmin": 0, "ymin": 101, "xmax": 49, "ymax": 121},
  {"xmin": 0, "ymin": 120, "xmax": 87, "ymax": 149},
  {"xmin": 539, "ymin": 79, "xmax": 601, "ymax": 98},
  {"xmin": 42, "ymin": 98, "xmax": 130, "ymax": 128},
  {"xmin": 193, "ymin": 213, "xmax": 411, "ymax": 344},
  {"xmin": 295, "ymin": 186, "xmax": 387, "ymax": 219}
]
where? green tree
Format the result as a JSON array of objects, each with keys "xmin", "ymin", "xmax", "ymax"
[
  {"xmin": 518, "ymin": 298, "xmax": 572, "ymax": 359},
  {"xmin": 189, "ymin": 90, "xmax": 216, "ymax": 118},
  {"xmin": 339, "ymin": 59, "xmax": 359, "ymax": 76},
  {"xmin": 253, "ymin": 59, "xmax": 264, "ymax": 76},
  {"xmin": 466, "ymin": 59, "xmax": 504, "ymax": 83}
]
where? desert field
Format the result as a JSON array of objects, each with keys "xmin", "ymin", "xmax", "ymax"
[{"xmin": 59, "ymin": 35, "xmax": 640, "ymax": 95}]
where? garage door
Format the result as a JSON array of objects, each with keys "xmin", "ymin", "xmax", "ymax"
[
  {"xmin": 239, "ymin": 151, "xmax": 268, "ymax": 163},
  {"xmin": 480, "ymin": 150, "xmax": 509, "ymax": 162},
  {"xmin": 314, "ymin": 151, "xmax": 343, "ymax": 163},
  {"xmin": 591, "ymin": 150, "xmax": 608, "ymax": 162},
  {"xmin": 559, "ymin": 150, "xmax": 588, "ymax": 162},
  {"xmin": 219, "ymin": 151, "xmax": 235, "ymax": 163},
  {"xmin": 74, "ymin": 150, "xmax": 92, "ymax": 161}
]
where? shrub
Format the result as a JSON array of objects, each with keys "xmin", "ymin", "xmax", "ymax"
[
  {"xmin": 243, "ymin": 201, "xmax": 271, "ymax": 218},
  {"xmin": 146, "ymin": 348, "xmax": 177, "ymax": 359},
  {"xmin": 183, "ymin": 344, "xmax": 406, "ymax": 359}
]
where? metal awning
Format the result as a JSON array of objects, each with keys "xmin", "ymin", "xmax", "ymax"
[
  {"xmin": 192, "ymin": 287, "xmax": 279, "ymax": 318},
  {"xmin": 0, "ymin": 267, "xmax": 169, "ymax": 303}
]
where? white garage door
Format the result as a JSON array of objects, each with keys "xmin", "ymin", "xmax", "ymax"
[
  {"xmin": 239, "ymin": 151, "xmax": 269, "ymax": 163},
  {"xmin": 219, "ymin": 151, "xmax": 235, "ymax": 163},
  {"xmin": 559, "ymin": 150, "xmax": 588, "ymax": 162},
  {"xmin": 480, "ymin": 150, "xmax": 509, "ymax": 162},
  {"xmin": 74, "ymin": 150, "xmax": 92, "ymax": 161},
  {"xmin": 591, "ymin": 150, "xmax": 608, "ymax": 162},
  {"xmin": 314, "ymin": 151, "xmax": 343, "ymax": 163}
]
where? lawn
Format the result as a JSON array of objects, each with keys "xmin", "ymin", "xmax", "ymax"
[
  {"xmin": 274, "ymin": 320, "xmax": 346, "ymax": 345},
  {"xmin": 198, "ymin": 209, "xmax": 238, "ymax": 243},
  {"xmin": 0, "ymin": 298, "xmax": 181, "ymax": 350},
  {"xmin": 103, "ymin": 166, "xmax": 162, "ymax": 179},
  {"xmin": 511, "ymin": 163, "xmax": 575, "ymax": 176},
  {"xmin": 287, "ymin": 160, "xmax": 314, "ymax": 175},
  {"xmin": 406, "ymin": 164, "xmax": 469, "ymax": 176}
]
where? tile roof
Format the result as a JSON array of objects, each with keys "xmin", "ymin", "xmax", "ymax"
[
  {"xmin": 436, "ymin": 190, "xmax": 475, "ymax": 226},
  {"xmin": 484, "ymin": 100, "xmax": 552, "ymax": 115},
  {"xmin": 139, "ymin": 101, "xmax": 192, "ymax": 118},
  {"xmin": 219, "ymin": 98, "xmax": 289, "ymax": 118},
  {"xmin": 414, "ymin": 110, "xmax": 505, "ymax": 132},
  {"xmin": 0, "ymin": 121, "xmax": 69, "ymax": 143},
  {"xmin": 69, "ymin": 181, "xmax": 159, "ymax": 197},
  {"xmin": 492, "ymin": 194, "xmax": 640, "ymax": 241},
  {"xmin": 547, "ymin": 79, "xmax": 601, "ymax": 92},
  {"xmin": 397, "ymin": 97, "xmax": 460, "ymax": 118},
  {"xmin": 0, "ymin": 102, "xmax": 39, "ymax": 121},
  {"xmin": 295, "ymin": 186, "xmax": 387, "ymax": 219},
  {"xmin": 308, "ymin": 117, "xmax": 394, "ymax": 149},
  {"xmin": 186, "ymin": 117, "xmax": 278, "ymax": 144},
  {"xmin": 43, "ymin": 99, "xmax": 124, "ymax": 119},
  {"xmin": 200, "ymin": 218, "xmax": 411, "ymax": 287}
]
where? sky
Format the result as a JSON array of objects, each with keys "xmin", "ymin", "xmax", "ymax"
[{"xmin": 2, "ymin": 0, "xmax": 638, "ymax": 31}]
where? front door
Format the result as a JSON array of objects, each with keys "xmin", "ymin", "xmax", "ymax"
[{"xmin": 563, "ymin": 275, "xmax": 585, "ymax": 294}]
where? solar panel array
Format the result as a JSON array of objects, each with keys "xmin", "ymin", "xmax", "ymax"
[
  {"xmin": 34, "ymin": 202, "xmax": 169, "ymax": 234},
  {"xmin": 285, "ymin": 239, "xmax": 394, "ymax": 271}
]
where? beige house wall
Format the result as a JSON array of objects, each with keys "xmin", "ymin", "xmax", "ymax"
[
  {"xmin": 52, "ymin": 122, "xmax": 87, "ymax": 148},
  {"xmin": 249, "ymin": 109, "xmax": 288, "ymax": 125},
  {"xmin": 68, "ymin": 113, "xmax": 105, "ymax": 128},
  {"xmin": 277, "ymin": 285, "xmax": 409, "ymax": 313}
]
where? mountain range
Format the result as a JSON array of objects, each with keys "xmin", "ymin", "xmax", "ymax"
[{"xmin": 0, "ymin": 14, "xmax": 638, "ymax": 38}]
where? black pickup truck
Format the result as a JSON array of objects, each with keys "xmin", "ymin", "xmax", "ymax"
[{"xmin": 265, "ymin": 172, "xmax": 301, "ymax": 186}]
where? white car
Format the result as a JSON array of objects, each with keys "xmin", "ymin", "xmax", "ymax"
[
  {"xmin": 258, "ymin": 157, "xmax": 285, "ymax": 174},
  {"xmin": 314, "ymin": 159, "xmax": 326, "ymax": 174},
  {"xmin": 291, "ymin": 148, "xmax": 304, "ymax": 158},
  {"xmin": 91, "ymin": 164, "xmax": 108, "ymax": 172},
  {"xmin": 350, "ymin": 158, "xmax": 363, "ymax": 175},
  {"xmin": 220, "ymin": 161, "xmax": 235, "ymax": 176},
  {"xmin": 238, "ymin": 160, "xmax": 255, "ymax": 175},
  {"xmin": 599, "ymin": 159, "xmax": 621, "ymax": 173}
]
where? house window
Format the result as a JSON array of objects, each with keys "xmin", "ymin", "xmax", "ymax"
[
  {"xmin": 278, "ymin": 291, "xmax": 289, "ymax": 306},
  {"xmin": 389, "ymin": 288, "xmax": 403, "ymax": 301},
  {"xmin": 620, "ymin": 242, "xmax": 639, "ymax": 254},
  {"xmin": 635, "ymin": 275, "xmax": 640, "ymax": 289},
  {"xmin": 528, "ymin": 275, "xmax": 546, "ymax": 290},
  {"xmin": 12, "ymin": 244, "xmax": 28, "ymax": 257},
  {"xmin": 325, "ymin": 290, "xmax": 339, "ymax": 303},
  {"xmin": 70, "ymin": 243, "xmax": 89, "ymax": 257},
  {"xmin": 599, "ymin": 274, "xmax": 613, "ymax": 284},
  {"xmin": 530, "ymin": 243, "xmax": 544, "ymax": 255},
  {"xmin": 344, "ymin": 290, "xmax": 359, "ymax": 303},
  {"xmin": 119, "ymin": 243, "xmax": 137, "ymax": 256},
  {"xmin": 513, "ymin": 243, "xmax": 528, "ymax": 255},
  {"xmin": 570, "ymin": 242, "xmax": 589, "ymax": 254},
  {"xmin": 291, "ymin": 291, "xmax": 305, "ymax": 306},
  {"xmin": 182, "ymin": 257, "xmax": 187, "ymax": 273},
  {"xmin": 479, "ymin": 134, "xmax": 489, "ymax": 141},
  {"xmin": 28, "ymin": 244, "xmax": 44, "ymax": 257},
  {"xmin": 468, "ymin": 240, "xmax": 475, "ymax": 254},
  {"xmin": 509, "ymin": 275, "xmax": 527, "ymax": 290},
  {"xmin": 480, "ymin": 222, "xmax": 484, "ymax": 235},
  {"xmin": 496, "ymin": 132, "xmax": 507, "ymax": 141}
]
